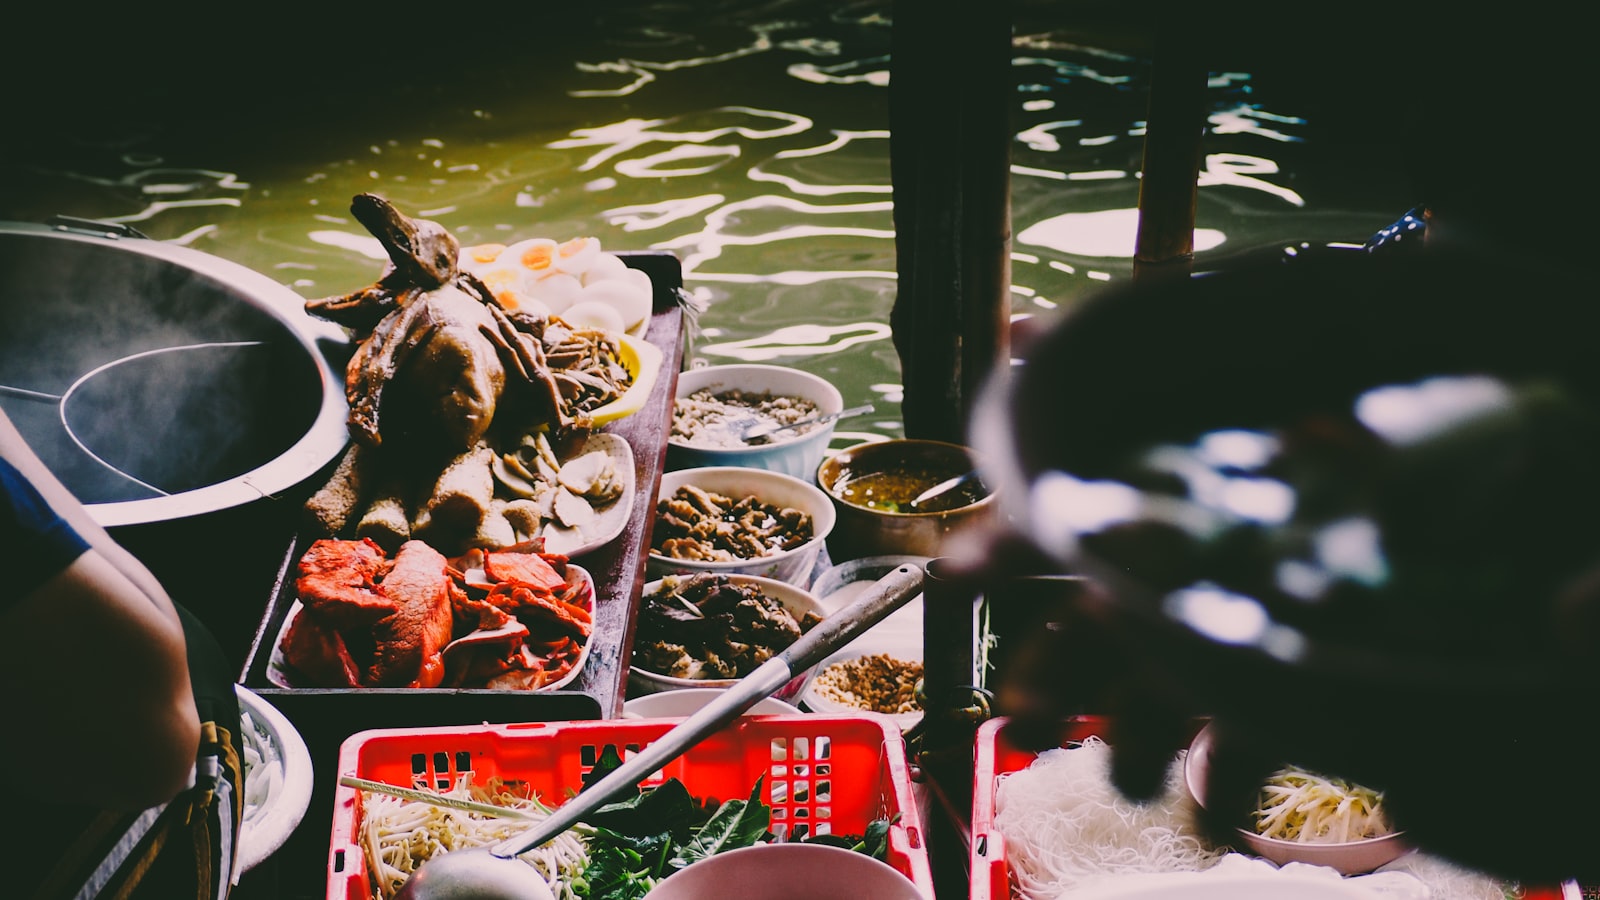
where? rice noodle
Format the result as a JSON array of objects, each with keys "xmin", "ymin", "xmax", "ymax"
[
  {"xmin": 992, "ymin": 737, "xmax": 1227, "ymax": 899},
  {"xmin": 358, "ymin": 776, "xmax": 588, "ymax": 900}
]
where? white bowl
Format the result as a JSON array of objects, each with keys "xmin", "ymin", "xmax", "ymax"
[
  {"xmin": 800, "ymin": 646, "xmax": 924, "ymax": 732},
  {"xmin": 667, "ymin": 364, "xmax": 844, "ymax": 481},
  {"xmin": 648, "ymin": 466, "xmax": 835, "ymax": 586},
  {"xmin": 630, "ymin": 574, "xmax": 827, "ymax": 702},
  {"xmin": 623, "ymin": 687, "xmax": 802, "ymax": 718},
  {"xmin": 236, "ymin": 685, "xmax": 314, "ymax": 872},
  {"xmin": 642, "ymin": 843, "xmax": 923, "ymax": 900}
]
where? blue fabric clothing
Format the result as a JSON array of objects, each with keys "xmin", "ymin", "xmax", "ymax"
[{"xmin": 1, "ymin": 456, "xmax": 90, "ymax": 603}]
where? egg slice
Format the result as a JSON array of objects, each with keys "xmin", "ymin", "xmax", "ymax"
[{"xmin": 554, "ymin": 236, "xmax": 602, "ymax": 276}]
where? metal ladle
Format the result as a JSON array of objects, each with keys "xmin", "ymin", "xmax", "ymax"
[
  {"xmin": 907, "ymin": 469, "xmax": 985, "ymax": 511},
  {"xmin": 392, "ymin": 562, "xmax": 928, "ymax": 900}
]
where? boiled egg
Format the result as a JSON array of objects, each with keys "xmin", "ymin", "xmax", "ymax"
[
  {"xmin": 580, "ymin": 250, "xmax": 630, "ymax": 285},
  {"xmin": 553, "ymin": 236, "xmax": 602, "ymax": 276},
  {"xmin": 559, "ymin": 299, "xmax": 627, "ymax": 334},
  {"xmin": 526, "ymin": 272, "xmax": 583, "ymax": 315},
  {"xmin": 458, "ymin": 242, "xmax": 507, "ymax": 276},
  {"xmin": 476, "ymin": 266, "xmax": 552, "ymax": 318},
  {"xmin": 499, "ymin": 237, "xmax": 561, "ymax": 278},
  {"xmin": 576, "ymin": 269, "xmax": 653, "ymax": 332}
]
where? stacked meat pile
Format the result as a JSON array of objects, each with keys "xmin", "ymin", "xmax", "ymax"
[{"xmin": 281, "ymin": 538, "xmax": 592, "ymax": 690}]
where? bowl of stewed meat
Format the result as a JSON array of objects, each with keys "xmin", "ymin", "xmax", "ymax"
[
  {"xmin": 648, "ymin": 466, "xmax": 835, "ymax": 585},
  {"xmin": 667, "ymin": 364, "xmax": 845, "ymax": 481},
  {"xmin": 629, "ymin": 572, "xmax": 827, "ymax": 700}
]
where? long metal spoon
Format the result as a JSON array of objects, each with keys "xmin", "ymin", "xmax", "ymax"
[
  {"xmin": 739, "ymin": 403, "xmax": 874, "ymax": 442},
  {"xmin": 392, "ymin": 562, "xmax": 928, "ymax": 900}
]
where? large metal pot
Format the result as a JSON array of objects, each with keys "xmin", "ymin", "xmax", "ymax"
[
  {"xmin": 0, "ymin": 218, "xmax": 350, "ymax": 527},
  {"xmin": 0, "ymin": 217, "xmax": 352, "ymax": 661}
]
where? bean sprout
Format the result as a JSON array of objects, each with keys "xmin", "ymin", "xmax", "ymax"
[
  {"xmin": 1254, "ymin": 766, "xmax": 1393, "ymax": 843},
  {"xmin": 358, "ymin": 776, "xmax": 588, "ymax": 900}
]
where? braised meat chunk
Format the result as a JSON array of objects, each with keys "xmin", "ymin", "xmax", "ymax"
[{"xmin": 632, "ymin": 573, "xmax": 822, "ymax": 680}]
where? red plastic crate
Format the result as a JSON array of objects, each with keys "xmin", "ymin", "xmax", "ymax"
[
  {"xmin": 969, "ymin": 716, "xmax": 1575, "ymax": 900},
  {"xmin": 328, "ymin": 714, "xmax": 934, "ymax": 899}
]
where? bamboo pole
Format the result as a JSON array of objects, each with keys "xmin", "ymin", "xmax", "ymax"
[
  {"xmin": 1132, "ymin": 21, "xmax": 1209, "ymax": 284},
  {"xmin": 889, "ymin": 0, "xmax": 1013, "ymax": 444}
]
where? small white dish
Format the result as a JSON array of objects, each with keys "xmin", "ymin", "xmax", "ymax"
[{"xmin": 536, "ymin": 432, "xmax": 635, "ymax": 558}]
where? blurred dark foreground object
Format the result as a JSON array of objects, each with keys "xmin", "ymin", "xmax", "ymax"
[{"xmin": 957, "ymin": 243, "xmax": 1600, "ymax": 885}]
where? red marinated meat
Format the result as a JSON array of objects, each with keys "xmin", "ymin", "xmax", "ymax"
[
  {"xmin": 365, "ymin": 540, "xmax": 455, "ymax": 687},
  {"xmin": 483, "ymin": 548, "xmax": 567, "ymax": 591},
  {"xmin": 280, "ymin": 611, "xmax": 363, "ymax": 687},
  {"xmin": 295, "ymin": 537, "xmax": 397, "ymax": 628}
]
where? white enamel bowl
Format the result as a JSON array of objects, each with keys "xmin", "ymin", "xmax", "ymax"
[
  {"xmin": 647, "ymin": 466, "xmax": 835, "ymax": 586},
  {"xmin": 629, "ymin": 574, "xmax": 827, "ymax": 702},
  {"xmin": 666, "ymin": 364, "xmax": 844, "ymax": 481}
]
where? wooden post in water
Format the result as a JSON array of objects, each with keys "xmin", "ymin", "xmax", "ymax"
[
  {"xmin": 1132, "ymin": 21, "xmax": 1209, "ymax": 284},
  {"xmin": 889, "ymin": 0, "xmax": 1013, "ymax": 444}
]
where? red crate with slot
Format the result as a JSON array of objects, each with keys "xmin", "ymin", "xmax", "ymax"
[{"xmin": 327, "ymin": 714, "xmax": 933, "ymax": 898}]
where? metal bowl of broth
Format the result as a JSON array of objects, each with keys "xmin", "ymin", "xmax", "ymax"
[{"xmin": 816, "ymin": 439, "xmax": 996, "ymax": 562}]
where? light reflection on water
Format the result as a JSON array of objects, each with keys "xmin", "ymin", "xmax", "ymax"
[{"xmin": 0, "ymin": 0, "xmax": 1412, "ymax": 444}]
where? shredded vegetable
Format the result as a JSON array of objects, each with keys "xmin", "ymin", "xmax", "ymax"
[
  {"xmin": 1253, "ymin": 765, "xmax": 1393, "ymax": 844},
  {"xmin": 240, "ymin": 708, "xmax": 281, "ymax": 836}
]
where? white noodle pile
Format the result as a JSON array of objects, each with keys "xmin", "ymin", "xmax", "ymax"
[{"xmin": 992, "ymin": 737, "xmax": 1228, "ymax": 899}]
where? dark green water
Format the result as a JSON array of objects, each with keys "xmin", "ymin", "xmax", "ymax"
[{"xmin": 0, "ymin": 2, "xmax": 1417, "ymax": 448}]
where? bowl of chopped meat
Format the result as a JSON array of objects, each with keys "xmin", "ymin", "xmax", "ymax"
[
  {"xmin": 667, "ymin": 364, "xmax": 846, "ymax": 481},
  {"xmin": 648, "ymin": 466, "xmax": 835, "ymax": 585},
  {"xmin": 630, "ymin": 572, "xmax": 827, "ymax": 700}
]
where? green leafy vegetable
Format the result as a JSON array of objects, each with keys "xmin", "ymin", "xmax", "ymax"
[
  {"xmin": 799, "ymin": 814, "xmax": 898, "ymax": 860},
  {"xmin": 667, "ymin": 777, "xmax": 772, "ymax": 869}
]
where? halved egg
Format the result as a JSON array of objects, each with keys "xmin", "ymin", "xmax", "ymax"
[
  {"xmin": 500, "ymin": 237, "xmax": 560, "ymax": 278},
  {"xmin": 554, "ymin": 236, "xmax": 602, "ymax": 276},
  {"xmin": 476, "ymin": 266, "xmax": 552, "ymax": 318},
  {"xmin": 458, "ymin": 242, "xmax": 507, "ymax": 275}
]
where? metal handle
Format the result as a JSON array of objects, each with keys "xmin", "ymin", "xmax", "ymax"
[
  {"xmin": 744, "ymin": 403, "xmax": 875, "ymax": 441},
  {"xmin": 487, "ymin": 562, "xmax": 926, "ymax": 858},
  {"xmin": 47, "ymin": 215, "xmax": 150, "ymax": 240}
]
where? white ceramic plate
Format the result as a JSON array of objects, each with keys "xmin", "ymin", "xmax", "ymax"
[
  {"xmin": 236, "ymin": 685, "xmax": 314, "ymax": 872},
  {"xmin": 268, "ymin": 564, "xmax": 594, "ymax": 692},
  {"xmin": 536, "ymin": 432, "xmax": 635, "ymax": 558}
]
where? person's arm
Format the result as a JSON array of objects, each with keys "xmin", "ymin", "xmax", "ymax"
[{"xmin": 0, "ymin": 409, "xmax": 200, "ymax": 810}]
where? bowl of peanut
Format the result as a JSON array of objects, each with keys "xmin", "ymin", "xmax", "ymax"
[{"xmin": 800, "ymin": 646, "xmax": 924, "ymax": 732}]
